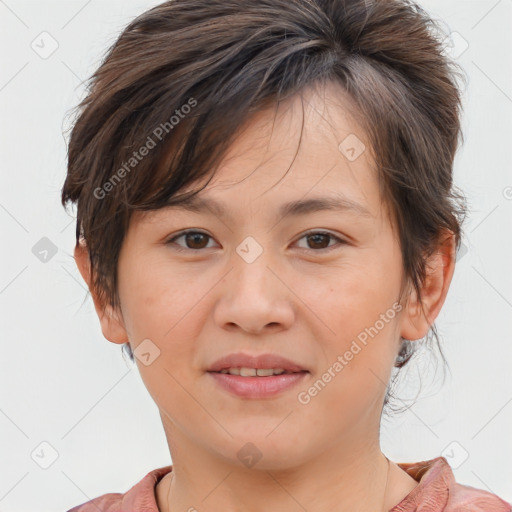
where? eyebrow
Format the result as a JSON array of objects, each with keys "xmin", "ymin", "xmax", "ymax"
[{"xmin": 165, "ymin": 194, "xmax": 373, "ymax": 221}]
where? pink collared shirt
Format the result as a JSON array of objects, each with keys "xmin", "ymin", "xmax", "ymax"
[{"xmin": 66, "ymin": 457, "xmax": 511, "ymax": 511}]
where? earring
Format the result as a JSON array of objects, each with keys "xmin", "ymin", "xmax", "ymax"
[{"xmin": 121, "ymin": 342, "xmax": 135, "ymax": 367}]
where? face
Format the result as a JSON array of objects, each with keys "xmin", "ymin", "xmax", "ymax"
[{"xmin": 78, "ymin": 80, "xmax": 453, "ymax": 470}]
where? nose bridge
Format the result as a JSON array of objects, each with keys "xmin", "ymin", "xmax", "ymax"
[
  {"xmin": 232, "ymin": 233, "xmax": 274, "ymax": 289},
  {"xmin": 235, "ymin": 233, "xmax": 267, "ymax": 266}
]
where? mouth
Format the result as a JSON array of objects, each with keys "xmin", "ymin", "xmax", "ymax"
[
  {"xmin": 207, "ymin": 352, "xmax": 309, "ymax": 374},
  {"xmin": 206, "ymin": 353, "xmax": 309, "ymax": 398},
  {"xmin": 210, "ymin": 367, "xmax": 306, "ymax": 377}
]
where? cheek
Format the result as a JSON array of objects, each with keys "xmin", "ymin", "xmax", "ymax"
[
  {"xmin": 306, "ymin": 252, "xmax": 401, "ymax": 376},
  {"xmin": 118, "ymin": 258, "xmax": 204, "ymax": 407},
  {"xmin": 314, "ymin": 260, "xmax": 396, "ymax": 330},
  {"xmin": 119, "ymin": 254, "xmax": 195, "ymax": 333},
  {"xmin": 119, "ymin": 255, "xmax": 217, "ymax": 366}
]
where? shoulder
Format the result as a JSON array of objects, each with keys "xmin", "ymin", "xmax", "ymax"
[
  {"xmin": 67, "ymin": 492, "xmax": 123, "ymax": 512},
  {"xmin": 66, "ymin": 465, "xmax": 173, "ymax": 512},
  {"xmin": 446, "ymin": 480, "xmax": 511, "ymax": 512},
  {"xmin": 392, "ymin": 457, "xmax": 511, "ymax": 512}
]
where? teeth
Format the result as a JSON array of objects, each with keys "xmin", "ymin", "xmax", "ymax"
[{"xmin": 218, "ymin": 367, "xmax": 288, "ymax": 376}]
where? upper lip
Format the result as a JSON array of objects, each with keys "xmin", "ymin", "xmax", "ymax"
[{"xmin": 207, "ymin": 352, "xmax": 309, "ymax": 373}]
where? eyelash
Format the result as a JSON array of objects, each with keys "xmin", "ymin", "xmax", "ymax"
[{"xmin": 165, "ymin": 229, "xmax": 347, "ymax": 254}]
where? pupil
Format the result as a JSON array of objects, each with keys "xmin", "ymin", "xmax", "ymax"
[
  {"xmin": 187, "ymin": 233, "xmax": 207, "ymax": 248},
  {"xmin": 309, "ymin": 234, "xmax": 328, "ymax": 249}
]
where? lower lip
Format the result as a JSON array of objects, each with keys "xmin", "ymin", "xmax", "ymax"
[{"xmin": 208, "ymin": 371, "xmax": 309, "ymax": 398}]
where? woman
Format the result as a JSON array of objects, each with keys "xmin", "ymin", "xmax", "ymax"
[{"xmin": 62, "ymin": 0, "xmax": 511, "ymax": 510}]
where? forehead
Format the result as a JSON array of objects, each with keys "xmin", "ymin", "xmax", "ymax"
[{"xmin": 136, "ymin": 80, "xmax": 384, "ymax": 224}]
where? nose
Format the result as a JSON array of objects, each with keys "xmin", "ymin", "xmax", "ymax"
[{"xmin": 212, "ymin": 244, "xmax": 295, "ymax": 335}]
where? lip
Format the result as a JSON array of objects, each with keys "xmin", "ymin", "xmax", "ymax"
[
  {"xmin": 208, "ymin": 371, "xmax": 308, "ymax": 399},
  {"xmin": 206, "ymin": 352, "xmax": 308, "ymax": 373},
  {"xmin": 206, "ymin": 352, "xmax": 309, "ymax": 399}
]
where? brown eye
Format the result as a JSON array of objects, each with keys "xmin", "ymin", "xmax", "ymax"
[
  {"xmin": 166, "ymin": 229, "xmax": 346, "ymax": 253},
  {"xmin": 166, "ymin": 230, "xmax": 215, "ymax": 251},
  {"xmin": 184, "ymin": 232, "xmax": 210, "ymax": 249},
  {"xmin": 295, "ymin": 231, "xmax": 346, "ymax": 252},
  {"xmin": 306, "ymin": 233, "xmax": 331, "ymax": 249}
]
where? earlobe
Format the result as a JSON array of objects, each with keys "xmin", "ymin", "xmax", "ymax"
[
  {"xmin": 73, "ymin": 241, "xmax": 129, "ymax": 345},
  {"xmin": 400, "ymin": 230, "xmax": 456, "ymax": 342}
]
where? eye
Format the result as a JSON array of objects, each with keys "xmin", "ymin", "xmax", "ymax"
[
  {"xmin": 294, "ymin": 230, "xmax": 347, "ymax": 252},
  {"xmin": 165, "ymin": 229, "xmax": 347, "ymax": 253},
  {"xmin": 166, "ymin": 230, "xmax": 216, "ymax": 251}
]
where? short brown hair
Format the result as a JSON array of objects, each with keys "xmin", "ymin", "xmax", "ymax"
[{"xmin": 61, "ymin": 0, "xmax": 467, "ymax": 396}]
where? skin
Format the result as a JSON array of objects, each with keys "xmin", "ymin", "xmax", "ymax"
[{"xmin": 75, "ymin": 80, "xmax": 456, "ymax": 511}]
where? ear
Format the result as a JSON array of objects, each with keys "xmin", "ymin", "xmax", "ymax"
[
  {"xmin": 74, "ymin": 239, "xmax": 129, "ymax": 345},
  {"xmin": 400, "ymin": 229, "xmax": 456, "ymax": 341}
]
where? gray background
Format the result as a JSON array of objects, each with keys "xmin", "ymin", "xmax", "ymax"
[{"xmin": 0, "ymin": 0, "xmax": 511, "ymax": 510}]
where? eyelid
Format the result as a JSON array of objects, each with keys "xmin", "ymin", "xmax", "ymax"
[
  {"xmin": 165, "ymin": 229, "xmax": 348, "ymax": 253},
  {"xmin": 165, "ymin": 229, "xmax": 217, "ymax": 251},
  {"xmin": 294, "ymin": 230, "xmax": 347, "ymax": 252}
]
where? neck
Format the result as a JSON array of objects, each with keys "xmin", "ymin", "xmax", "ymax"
[{"xmin": 156, "ymin": 428, "xmax": 405, "ymax": 512}]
